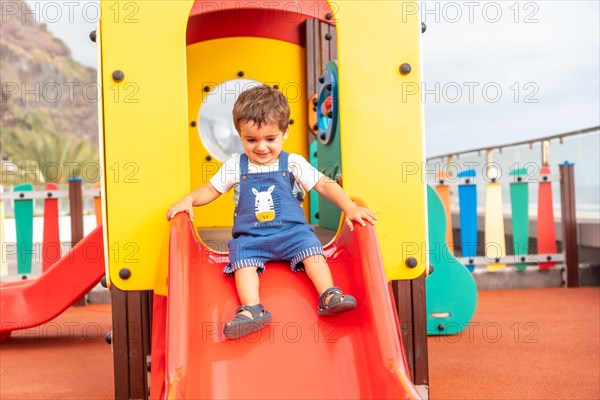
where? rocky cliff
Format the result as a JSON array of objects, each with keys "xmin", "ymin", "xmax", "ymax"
[{"xmin": 1, "ymin": 0, "xmax": 98, "ymax": 158}]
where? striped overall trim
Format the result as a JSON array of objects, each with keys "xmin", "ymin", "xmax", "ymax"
[
  {"xmin": 290, "ymin": 246, "xmax": 326, "ymax": 272},
  {"xmin": 225, "ymin": 258, "xmax": 266, "ymax": 276}
]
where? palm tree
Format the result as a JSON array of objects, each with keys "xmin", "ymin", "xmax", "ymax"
[{"xmin": 1, "ymin": 129, "xmax": 99, "ymax": 184}]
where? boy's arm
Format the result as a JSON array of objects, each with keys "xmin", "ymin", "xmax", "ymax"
[
  {"xmin": 166, "ymin": 182, "xmax": 221, "ymax": 221},
  {"xmin": 312, "ymin": 177, "xmax": 377, "ymax": 231}
]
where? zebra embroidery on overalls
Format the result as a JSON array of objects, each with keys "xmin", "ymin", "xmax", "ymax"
[{"xmin": 252, "ymin": 185, "xmax": 276, "ymax": 221}]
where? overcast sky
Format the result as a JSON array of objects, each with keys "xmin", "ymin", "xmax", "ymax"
[
  {"xmin": 23, "ymin": 0, "xmax": 600, "ymax": 157},
  {"xmin": 419, "ymin": 0, "xmax": 599, "ymax": 156}
]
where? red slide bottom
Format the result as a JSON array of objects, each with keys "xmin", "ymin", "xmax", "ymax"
[
  {"xmin": 150, "ymin": 215, "xmax": 421, "ymax": 399},
  {"xmin": 0, "ymin": 227, "xmax": 105, "ymax": 341}
]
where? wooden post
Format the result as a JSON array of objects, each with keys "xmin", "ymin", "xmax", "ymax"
[
  {"xmin": 305, "ymin": 18, "xmax": 337, "ymax": 93},
  {"xmin": 559, "ymin": 162, "xmax": 579, "ymax": 287},
  {"xmin": 392, "ymin": 274, "xmax": 429, "ymax": 389},
  {"xmin": 69, "ymin": 178, "xmax": 84, "ymax": 245},
  {"xmin": 394, "ymin": 280, "xmax": 414, "ymax": 373},
  {"xmin": 69, "ymin": 178, "xmax": 85, "ymax": 305},
  {"xmin": 111, "ymin": 287, "xmax": 153, "ymax": 400},
  {"xmin": 305, "ymin": 18, "xmax": 338, "ymax": 226}
]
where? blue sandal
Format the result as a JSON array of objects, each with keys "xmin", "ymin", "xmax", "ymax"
[
  {"xmin": 223, "ymin": 304, "xmax": 272, "ymax": 339},
  {"xmin": 318, "ymin": 287, "xmax": 357, "ymax": 316}
]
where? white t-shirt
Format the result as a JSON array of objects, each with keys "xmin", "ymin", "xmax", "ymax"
[{"xmin": 209, "ymin": 153, "xmax": 325, "ymax": 205}]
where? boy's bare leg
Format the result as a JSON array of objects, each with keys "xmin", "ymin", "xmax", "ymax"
[
  {"xmin": 302, "ymin": 255, "xmax": 334, "ymax": 297},
  {"xmin": 229, "ymin": 266, "xmax": 260, "ymax": 321},
  {"xmin": 303, "ymin": 254, "xmax": 356, "ymax": 313}
]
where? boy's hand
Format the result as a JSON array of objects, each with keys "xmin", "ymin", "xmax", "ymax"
[
  {"xmin": 344, "ymin": 204, "xmax": 377, "ymax": 231},
  {"xmin": 166, "ymin": 196, "xmax": 194, "ymax": 221}
]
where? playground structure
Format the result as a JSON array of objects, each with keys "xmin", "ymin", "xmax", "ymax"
[
  {"xmin": 97, "ymin": 1, "xmax": 430, "ymax": 399},
  {"xmin": 0, "ymin": 1, "xmax": 593, "ymax": 399},
  {"xmin": 0, "ymin": 0, "xmax": 483, "ymax": 396}
]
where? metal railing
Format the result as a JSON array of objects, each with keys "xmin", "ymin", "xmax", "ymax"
[{"xmin": 426, "ymin": 126, "xmax": 600, "ymax": 218}]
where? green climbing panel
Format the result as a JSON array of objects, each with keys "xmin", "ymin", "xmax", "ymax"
[
  {"xmin": 308, "ymin": 140, "xmax": 319, "ymax": 224},
  {"xmin": 316, "ymin": 61, "xmax": 342, "ymax": 231}
]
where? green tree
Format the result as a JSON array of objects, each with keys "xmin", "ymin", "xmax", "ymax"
[{"xmin": 1, "ymin": 128, "xmax": 99, "ymax": 185}]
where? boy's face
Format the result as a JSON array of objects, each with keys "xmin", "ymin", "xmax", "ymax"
[{"xmin": 239, "ymin": 120, "xmax": 288, "ymax": 165}]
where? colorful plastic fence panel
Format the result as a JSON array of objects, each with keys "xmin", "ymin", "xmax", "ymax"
[
  {"xmin": 433, "ymin": 164, "xmax": 564, "ymax": 271},
  {"xmin": 1, "ymin": 182, "xmax": 103, "ymax": 278},
  {"xmin": 93, "ymin": 182, "xmax": 102, "ymax": 227},
  {"xmin": 14, "ymin": 183, "xmax": 34, "ymax": 275},
  {"xmin": 509, "ymin": 169, "xmax": 529, "ymax": 270},
  {"xmin": 537, "ymin": 166, "xmax": 557, "ymax": 269},
  {"xmin": 484, "ymin": 166, "xmax": 506, "ymax": 271},
  {"xmin": 42, "ymin": 183, "xmax": 61, "ymax": 272},
  {"xmin": 434, "ymin": 181, "xmax": 454, "ymax": 254},
  {"xmin": 457, "ymin": 170, "xmax": 477, "ymax": 272}
]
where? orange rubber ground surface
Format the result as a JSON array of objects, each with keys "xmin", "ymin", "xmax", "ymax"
[
  {"xmin": 0, "ymin": 287, "xmax": 598, "ymax": 400},
  {"xmin": 0, "ymin": 305, "xmax": 114, "ymax": 400},
  {"xmin": 428, "ymin": 287, "xmax": 600, "ymax": 400}
]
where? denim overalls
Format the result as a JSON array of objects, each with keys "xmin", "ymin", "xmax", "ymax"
[{"xmin": 224, "ymin": 151, "xmax": 324, "ymax": 275}]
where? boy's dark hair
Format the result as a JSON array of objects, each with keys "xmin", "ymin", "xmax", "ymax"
[{"xmin": 232, "ymin": 85, "xmax": 290, "ymax": 133}]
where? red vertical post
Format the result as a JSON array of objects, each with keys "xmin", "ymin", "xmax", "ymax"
[
  {"xmin": 42, "ymin": 183, "xmax": 61, "ymax": 272},
  {"xmin": 537, "ymin": 166, "xmax": 557, "ymax": 269},
  {"xmin": 559, "ymin": 162, "xmax": 579, "ymax": 287}
]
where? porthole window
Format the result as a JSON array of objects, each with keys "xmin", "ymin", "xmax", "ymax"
[{"xmin": 198, "ymin": 79, "xmax": 261, "ymax": 161}]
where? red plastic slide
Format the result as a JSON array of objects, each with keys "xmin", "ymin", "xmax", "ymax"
[
  {"xmin": 150, "ymin": 215, "xmax": 421, "ymax": 399},
  {"xmin": 0, "ymin": 226, "xmax": 105, "ymax": 341}
]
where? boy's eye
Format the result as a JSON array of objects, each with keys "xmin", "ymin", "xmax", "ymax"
[
  {"xmin": 246, "ymin": 138, "xmax": 255, "ymax": 143},
  {"xmin": 267, "ymin": 137, "xmax": 276, "ymax": 142}
]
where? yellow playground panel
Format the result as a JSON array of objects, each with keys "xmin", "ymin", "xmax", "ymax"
[{"xmin": 99, "ymin": 0, "xmax": 427, "ymax": 292}]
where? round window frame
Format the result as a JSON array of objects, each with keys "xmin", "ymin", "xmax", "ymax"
[{"xmin": 197, "ymin": 78, "xmax": 262, "ymax": 162}]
